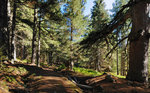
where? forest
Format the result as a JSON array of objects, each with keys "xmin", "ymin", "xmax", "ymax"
[{"xmin": 0, "ymin": 0, "xmax": 150, "ymax": 93}]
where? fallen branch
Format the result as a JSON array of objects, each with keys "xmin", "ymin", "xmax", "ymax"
[
  {"xmin": 67, "ymin": 76, "xmax": 93, "ymax": 89},
  {"xmin": 76, "ymin": 83, "xmax": 93, "ymax": 89}
]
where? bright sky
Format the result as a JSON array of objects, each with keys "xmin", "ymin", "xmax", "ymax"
[{"xmin": 84, "ymin": 0, "xmax": 115, "ymax": 16}]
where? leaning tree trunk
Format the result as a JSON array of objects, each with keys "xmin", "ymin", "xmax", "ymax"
[{"xmin": 127, "ymin": 1, "xmax": 150, "ymax": 83}]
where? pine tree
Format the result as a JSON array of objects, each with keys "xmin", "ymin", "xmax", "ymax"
[
  {"xmin": 31, "ymin": 3, "xmax": 38, "ymax": 65},
  {"xmin": 16, "ymin": 1, "xmax": 34, "ymax": 60},
  {"xmin": 90, "ymin": 0, "xmax": 109, "ymax": 71},
  {"xmin": 62, "ymin": 0, "xmax": 87, "ymax": 70},
  {"xmin": 111, "ymin": 0, "xmax": 129, "ymax": 75},
  {"xmin": 91, "ymin": 0, "xmax": 109, "ymax": 31}
]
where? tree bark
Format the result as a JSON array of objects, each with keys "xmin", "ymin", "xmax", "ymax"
[
  {"xmin": 126, "ymin": 1, "xmax": 150, "ymax": 82},
  {"xmin": 0, "ymin": 0, "xmax": 9, "ymax": 57},
  {"xmin": 70, "ymin": 24, "xmax": 74, "ymax": 71},
  {"xmin": 121, "ymin": 32, "xmax": 126, "ymax": 76},
  {"xmin": 11, "ymin": 0, "xmax": 17, "ymax": 64},
  {"xmin": 0, "ymin": 0, "xmax": 8, "ymax": 27},
  {"xmin": 7, "ymin": 0, "xmax": 12, "ymax": 59},
  {"xmin": 95, "ymin": 48, "xmax": 101, "ymax": 72},
  {"xmin": 121, "ymin": 50, "xmax": 126, "ymax": 76},
  {"xmin": 37, "ymin": 8, "xmax": 41, "ymax": 67},
  {"xmin": 31, "ymin": 4, "xmax": 37, "ymax": 65},
  {"xmin": 116, "ymin": 30, "xmax": 119, "ymax": 75},
  {"xmin": 48, "ymin": 51, "xmax": 53, "ymax": 66},
  {"xmin": 116, "ymin": 47, "xmax": 119, "ymax": 75}
]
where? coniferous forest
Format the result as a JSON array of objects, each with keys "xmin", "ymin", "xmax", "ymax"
[{"xmin": 0, "ymin": 0, "xmax": 150, "ymax": 93}]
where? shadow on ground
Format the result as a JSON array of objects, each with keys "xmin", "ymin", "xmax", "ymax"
[{"xmin": 10, "ymin": 64, "xmax": 82, "ymax": 93}]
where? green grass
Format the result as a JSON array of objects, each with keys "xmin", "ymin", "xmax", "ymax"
[
  {"xmin": 73, "ymin": 67, "xmax": 103, "ymax": 76},
  {"xmin": 5, "ymin": 75, "xmax": 17, "ymax": 83},
  {"xmin": 16, "ymin": 58, "xmax": 28, "ymax": 63},
  {"xmin": 110, "ymin": 73, "xmax": 126, "ymax": 78},
  {"xmin": 73, "ymin": 67, "xmax": 126, "ymax": 78}
]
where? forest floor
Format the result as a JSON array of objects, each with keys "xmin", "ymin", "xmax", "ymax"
[{"xmin": 1, "ymin": 63, "xmax": 150, "ymax": 93}]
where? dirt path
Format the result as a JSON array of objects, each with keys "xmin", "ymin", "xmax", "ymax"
[
  {"xmin": 14, "ymin": 64, "xmax": 82, "ymax": 93},
  {"xmin": 9, "ymin": 64, "xmax": 150, "ymax": 93},
  {"xmin": 6, "ymin": 63, "xmax": 150, "ymax": 93}
]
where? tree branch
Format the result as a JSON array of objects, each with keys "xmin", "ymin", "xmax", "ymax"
[
  {"xmin": 80, "ymin": 8, "xmax": 131, "ymax": 48},
  {"xmin": 106, "ymin": 36, "xmax": 128, "ymax": 58}
]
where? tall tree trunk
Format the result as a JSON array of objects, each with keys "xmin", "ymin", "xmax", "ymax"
[
  {"xmin": 31, "ymin": 4, "xmax": 37, "ymax": 65},
  {"xmin": 0, "ymin": 0, "xmax": 8, "ymax": 27},
  {"xmin": 37, "ymin": 8, "xmax": 41, "ymax": 67},
  {"xmin": 48, "ymin": 51, "xmax": 53, "ymax": 66},
  {"xmin": 20, "ymin": 45, "xmax": 26, "ymax": 60},
  {"xmin": 7, "ymin": 0, "xmax": 12, "ymax": 59},
  {"xmin": 11, "ymin": 0, "xmax": 17, "ymax": 64},
  {"xmin": 96, "ymin": 48, "xmax": 101, "ymax": 72},
  {"xmin": 127, "ymin": 1, "xmax": 150, "ymax": 82},
  {"xmin": 116, "ymin": 31, "xmax": 119, "ymax": 75},
  {"xmin": 88, "ymin": 55, "xmax": 92, "ymax": 69},
  {"xmin": 121, "ymin": 50, "xmax": 126, "ymax": 76},
  {"xmin": 116, "ymin": 47, "xmax": 119, "ymax": 75},
  {"xmin": 70, "ymin": 24, "xmax": 74, "ymax": 71},
  {"xmin": 121, "ymin": 33, "xmax": 126, "ymax": 76},
  {"xmin": 21, "ymin": 46, "xmax": 26, "ymax": 60},
  {"xmin": 20, "ymin": 45, "xmax": 23, "ymax": 60},
  {"xmin": 0, "ymin": 0, "xmax": 8, "ymax": 57}
]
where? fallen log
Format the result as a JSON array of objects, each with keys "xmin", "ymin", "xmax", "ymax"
[
  {"xmin": 76, "ymin": 83, "xmax": 93, "ymax": 89},
  {"xmin": 67, "ymin": 75, "xmax": 93, "ymax": 89}
]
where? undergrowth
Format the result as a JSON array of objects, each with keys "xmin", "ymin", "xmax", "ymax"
[
  {"xmin": 73, "ymin": 67, "xmax": 126, "ymax": 78},
  {"xmin": 0, "ymin": 64, "xmax": 28, "ymax": 84},
  {"xmin": 0, "ymin": 81, "xmax": 9, "ymax": 90},
  {"xmin": 110, "ymin": 73, "xmax": 126, "ymax": 78},
  {"xmin": 73, "ymin": 67, "xmax": 103, "ymax": 76}
]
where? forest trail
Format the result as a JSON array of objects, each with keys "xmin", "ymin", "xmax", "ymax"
[
  {"xmin": 7, "ymin": 64, "xmax": 150, "ymax": 93},
  {"xmin": 12, "ymin": 64, "xmax": 82, "ymax": 93}
]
